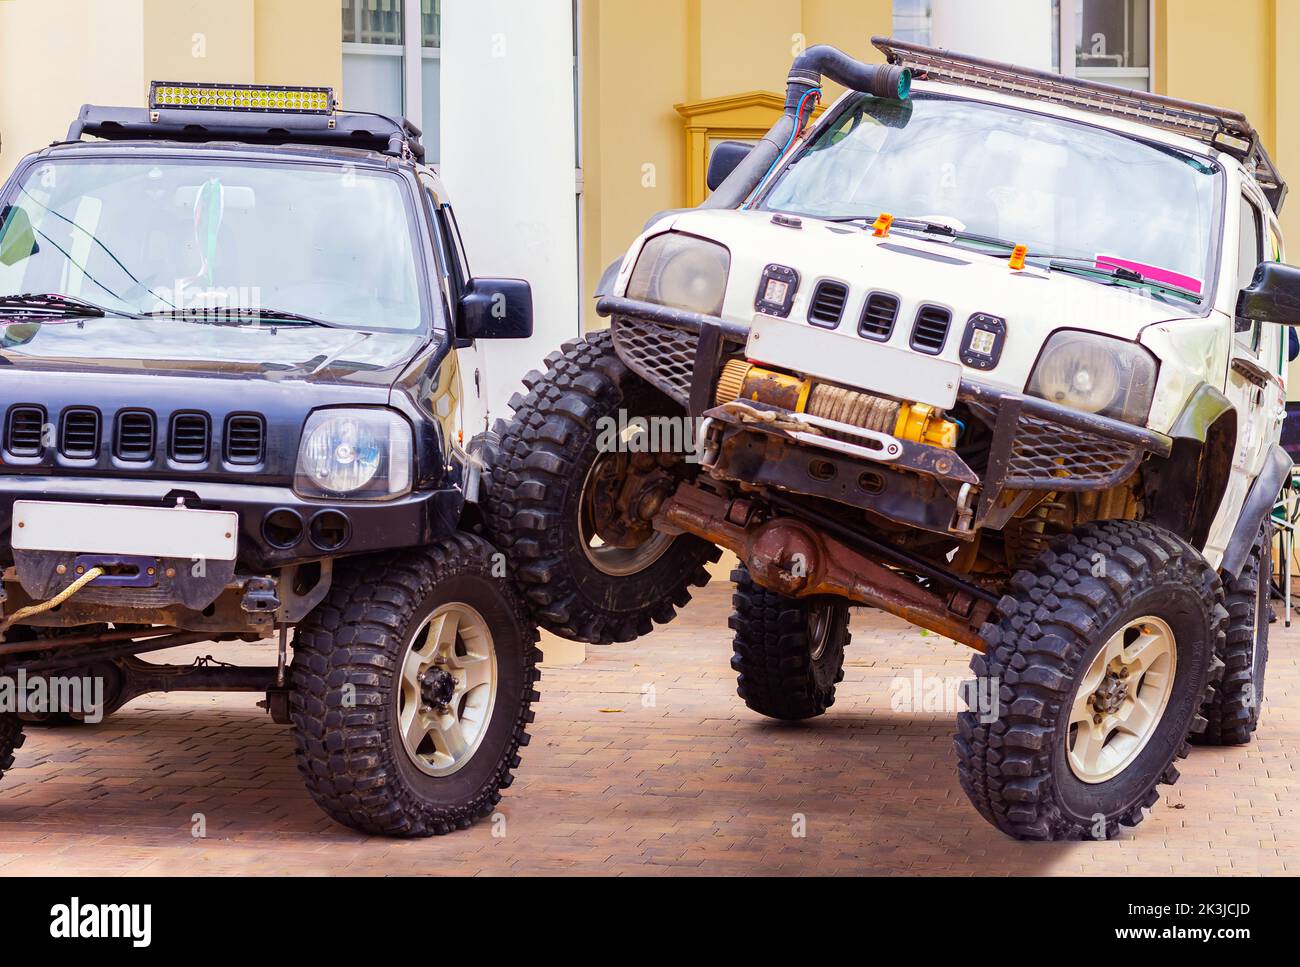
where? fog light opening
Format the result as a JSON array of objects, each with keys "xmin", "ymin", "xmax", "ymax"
[
  {"xmin": 263, "ymin": 508, "xmax": 305, "ymax": 549},
  {"xmin": 308, "ymin": 510, "xmax": 351, "ymax": 552}
]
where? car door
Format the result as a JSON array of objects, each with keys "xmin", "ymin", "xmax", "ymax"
[{"xmin": 1225, "ymin": 190, "xmax": 1285, "ymax": 480}]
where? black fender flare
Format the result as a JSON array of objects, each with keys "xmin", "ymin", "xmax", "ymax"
[{"xmin": 1220, "ymin": 443, "xmax": 1292, "ymax": 578}]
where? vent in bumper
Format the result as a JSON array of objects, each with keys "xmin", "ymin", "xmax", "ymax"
[
  {"xmin": 910, "ymin": 305, "xmax": 952, "ymax": 354},
  {"xmin": 858, "ymin": 293, "xmax": 900, "ymax": 341},
  {"xmin": 6, "ymin": 406, "xmax": 45, "ymax": 456},
  {"xmin": 169, "ymin": 412, "xmax": 210, "ymax": 462},
  {"xmin": 59, "ymin": 408, "xmax": 100, "ymax": 458},
  {"xmin": 114, "ymin": 411, "xmax": 155, "ymax": 460},
  {"xmin": 224, "ymin": 414, "xmax": 265, "ymax": 465},
  {"xmin": 808, "ymin": 280, "xmax": 849, "ymax": 328}
]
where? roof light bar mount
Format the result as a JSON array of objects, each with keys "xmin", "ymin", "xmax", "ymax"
[{"xmin": 873, "ymin": 35, "xmax": 1286, "ymax": 213}]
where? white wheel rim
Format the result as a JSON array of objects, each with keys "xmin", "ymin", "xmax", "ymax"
[
  {"xmin": 397, "ymin": 602, "xmax": 498, "ymax": 777},
  {"xmin": 1067, "ymin": 615, "xmax": 1177, "ymax": 784}
]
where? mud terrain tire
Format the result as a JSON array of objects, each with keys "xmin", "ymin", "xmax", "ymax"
[
  {"xmin": 955, "ymin": 520, "xmax": 1225, "ymax": 840},
  {"xmin": 289, "ymin": 535, "xmax": 540, "ymax": 837},
  {"xmin": 1193, "ymin": 523, "xmax": 1270, "ymax": 746},
  {"xmin": 482, "ymin": 330, "xmax": 718, "ymax": 644},
  {"xmin": 729, "ymin": 565, "xmax": 850, "ymax": 720},
  {"xmin": 0, "ymin": 714, "xmax": 23, "ymax": 786}
]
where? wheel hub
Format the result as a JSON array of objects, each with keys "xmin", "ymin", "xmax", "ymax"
[
  {"xmin": 1090, "ymin": 675, "xmax": 1129, "ymax": 716},
  {"xmin": 420, "ymin": 668, "xmax": 456, "ymax": 710}
]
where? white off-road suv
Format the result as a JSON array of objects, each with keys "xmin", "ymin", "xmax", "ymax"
[{"xmin": 484, "ymin": 38, "xmax": 1296, "ymax": 840}]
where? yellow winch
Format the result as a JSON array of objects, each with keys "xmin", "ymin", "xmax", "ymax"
[{"xmin": 714, "ymin": 359, "xmax": 958, "ymax": 449}]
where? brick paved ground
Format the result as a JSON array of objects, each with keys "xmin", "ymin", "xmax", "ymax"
[{"xmin": 0, "ymin": 579, "xmax": 1296, "ymax": 876}]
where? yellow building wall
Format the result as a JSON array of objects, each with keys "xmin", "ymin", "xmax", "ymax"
[
  {"xmin": 142, "ymin": 0, "xmax": 256, "ymax": 86},
  {"xmin": 581, "ymin": 0, "xmax": 892, "ymax": 328},
  {"xmin": 0, "ymin": 0, "xmax": 341, "ymax": 184},
  {"xmin": 0, "ymin": 0, "xmax": 147, "ymax": 180},
  {"xmin": 254, "ymin": 0, "xmax": 343, "ymax": 91}
]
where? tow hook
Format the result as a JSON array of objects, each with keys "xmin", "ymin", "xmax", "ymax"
[{"xmin": 241, "ymin": 576, "xmax": 281, "ymax": 614}]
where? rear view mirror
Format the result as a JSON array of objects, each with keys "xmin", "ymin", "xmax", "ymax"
[
  {"xmin": 457, "ymin": 277, "xmax": 533, "ymax": 341},
  {"xmin": 1237, "ymin": 261, "xmax": 1300, "ymax": 325},
  {"xmin": 0, "ymin": 205, "xmax": 38, "ymax": 267},
  {"xmin": 707, "ymin": 141, "xmax": 754, "ymax": 192}
]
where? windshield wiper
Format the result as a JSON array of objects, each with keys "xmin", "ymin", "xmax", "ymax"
[
  {"xmin": 0, "ymin": 292, "xmax": 137, "ymax": 318},
  {"xmin": 823, "ymin": 214, "xmax": 1025, "ymax": 251},
  {"xmin": 1033, "ymin": 257, "xmax": 1203, "ymax": 302},
  {"xmin": 823, "ymin": 216, "xmax": 1204, "ymax": 303},
  {"xmin": 142, "ymin": 306, "xmax": 347, "ymax": 329}
]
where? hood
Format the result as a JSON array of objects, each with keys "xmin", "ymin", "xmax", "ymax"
[
  {"xmin": 0, "ymin": 315, "xmax": 426, "ymax": 388},
  {"xmin": 653, "ymin": 209, "xmax": 1196, "ymax": 395}
]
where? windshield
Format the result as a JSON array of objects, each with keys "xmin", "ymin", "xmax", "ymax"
[
  {"xmin": 758, "ymin": 92, "xmax": 1222, "ymax": 300},
  {"xmin": 0, "ymin": 157, "xmax": 426, "ymax": 330}
]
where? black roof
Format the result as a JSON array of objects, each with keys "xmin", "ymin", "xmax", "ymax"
[{"xmin": 65, "ymin": 104, "xmax": 425, "ymax": 162}]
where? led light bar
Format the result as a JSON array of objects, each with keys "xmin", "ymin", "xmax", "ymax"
[
  {"xmin": 149, "ymin": 81, "xmax": 335, "ymax": 115},
  {"xmin": 872, "ymin": 36, "xmax": 1286, "ymax": 212}
]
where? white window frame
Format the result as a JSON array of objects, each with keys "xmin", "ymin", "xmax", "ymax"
[
  {"xmin": 342, "ymin": 1, "xmax": 441, "ymax": 133},
  {"xmin": 1057, "ymin": 0, "xmax": 1154, "ymax": 91}
]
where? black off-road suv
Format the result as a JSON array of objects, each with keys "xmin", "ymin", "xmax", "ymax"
[{"xmin": 0, "ymin": 82, "xmax": 537, "ymax": 836}]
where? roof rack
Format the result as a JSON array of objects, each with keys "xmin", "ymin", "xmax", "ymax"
[
  {"xmin": 873, "ymin": 36, "xmax": 1286, "ymax": 213},
  {"xmin": 65, "ymin": 101, "xmax": 425, "ymax": 162}
]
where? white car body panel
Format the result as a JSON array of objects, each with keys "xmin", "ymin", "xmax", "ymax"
[{"xmin": 610, "ymin": 79, "xmax": 1290, "ymax": 569}]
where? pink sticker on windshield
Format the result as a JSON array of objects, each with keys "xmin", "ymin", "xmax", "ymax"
[{"xmin": 1096, "ymin": 255, "xmax": 1202, "ymax": 294}]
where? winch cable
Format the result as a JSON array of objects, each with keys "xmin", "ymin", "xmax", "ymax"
[{"xmin": 0, "ymin": 566, "xmax": 105, "ymax": 634}]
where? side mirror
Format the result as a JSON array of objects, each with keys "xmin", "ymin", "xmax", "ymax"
[
  {"xmin": 707, "ymin": 141, "xmax": 754, "ymax": 192},
  {"xmin": 1236, "ymin": 261, "xmax": 1300, "ymax": 325},
  {"xmin": 457, "ymin": 277, "xmax": 533, "ymax": 341}
]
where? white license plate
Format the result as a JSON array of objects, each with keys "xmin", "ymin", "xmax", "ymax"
[
  {"xmin": 747, "ymin": 314, "xmax": 961, "ymax": 410},
  {"xmin": 11, "ymin": 501, "xmax": 238, "ymax": 562}
]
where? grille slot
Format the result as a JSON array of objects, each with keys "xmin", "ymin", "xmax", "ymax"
[
  {"xmin": 6, "ymin": 406, "xmax": 45, "ymax": 456},
  {"xmin": 910, "ymin": 305, "xmax": 952, "ymax": 354},
  {"xmin": 59, "ymin": 409, "xmax": 100, "ymax": 458},
  {"xmin": 169, "ymin": 413, "xmax": 210, "ymax": 462},
  {"xmin": 611, "ymin": 317, "xmax": 698, "ymax": 406},
  {"xmin": 808, "ymin": 280, "xmax": 849, "ymax": 328},
  {"xmin": 114, "ymin": 411, "xmax": 155, "ymax": 460},
  {"xmin": 858, "ymin": 292, "xmax": 900, "ymax": 340},
  {"xmin": 225, "ymin": 415, "xmax": 265, "ymax": 465}
]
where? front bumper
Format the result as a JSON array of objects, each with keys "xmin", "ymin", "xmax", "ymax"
[
  {"xmin": 597, "ymin": 294, "xmax": 1173, "ymax": 535},
  {"xmin": 0, "ymin": 476, "xmax": 463, "ymax": 571}
]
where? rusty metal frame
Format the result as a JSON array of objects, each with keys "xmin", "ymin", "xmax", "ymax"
[{"xmin": 656, "ymin": 482, "xmax": 992, "ymax": 649}]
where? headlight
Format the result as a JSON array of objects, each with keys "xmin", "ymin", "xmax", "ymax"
[
  {"xmin": 625, "ymin": 232, "xmax": 730, "ymax": 315},
  {"xmin": 294, "ymin": 408, "xmax": 413, "ymax": 499},
  {"xmin": 1026, "ymin": 331, "xmax": 1157, "ymax": 424}
]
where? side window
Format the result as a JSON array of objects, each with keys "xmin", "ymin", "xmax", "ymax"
[
  {"xmin": 444, "ymin": 206, "xmax": 473, "ymax": 282},
  {"xmin": 419, "ymin": 176, "xmax": 460, "ymax": 325},
  {"xmin": 1234, "ymin": 195, "xmax": 1264, "ymax": 352}
]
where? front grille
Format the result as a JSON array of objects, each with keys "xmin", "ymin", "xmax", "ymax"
[
  {"xmin": 225, "ymin": 414, "xmax": 264, "ymax": 464},
  {"xmin": 911, "ymin": 305, "xmax": 952, "ymax": 354},
  {"xmin": 966, "ymin": 401, "xmax": 1142, "ymax": 492},
  {"xmin": 611, "ymin": 317, "xmax": 698, "ymax": 406},
  {"xmin": 59, "ymin": 408, "xmax": 99, "ymax": 457},
  {"xmin": 6, "ymin": 406, "xmax": 45, "ymax": 456},
  {"xmin": 858, "ymin": 292, "xmax": 899, "ymax": 340},
  {"xmin": 1005, "ymin": 413, "xmax": 1142, "ymax": 489},
  {"xmin": 169, "ymin": 412, "xmax": 210, "ymax": 462},
  {"xmin": 808, "ymin": 280, "xmax": 849, "ymax": 328},
  {"xmin": 114, "ymin": 411, "xmax": 155, "ymax": 460}
]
